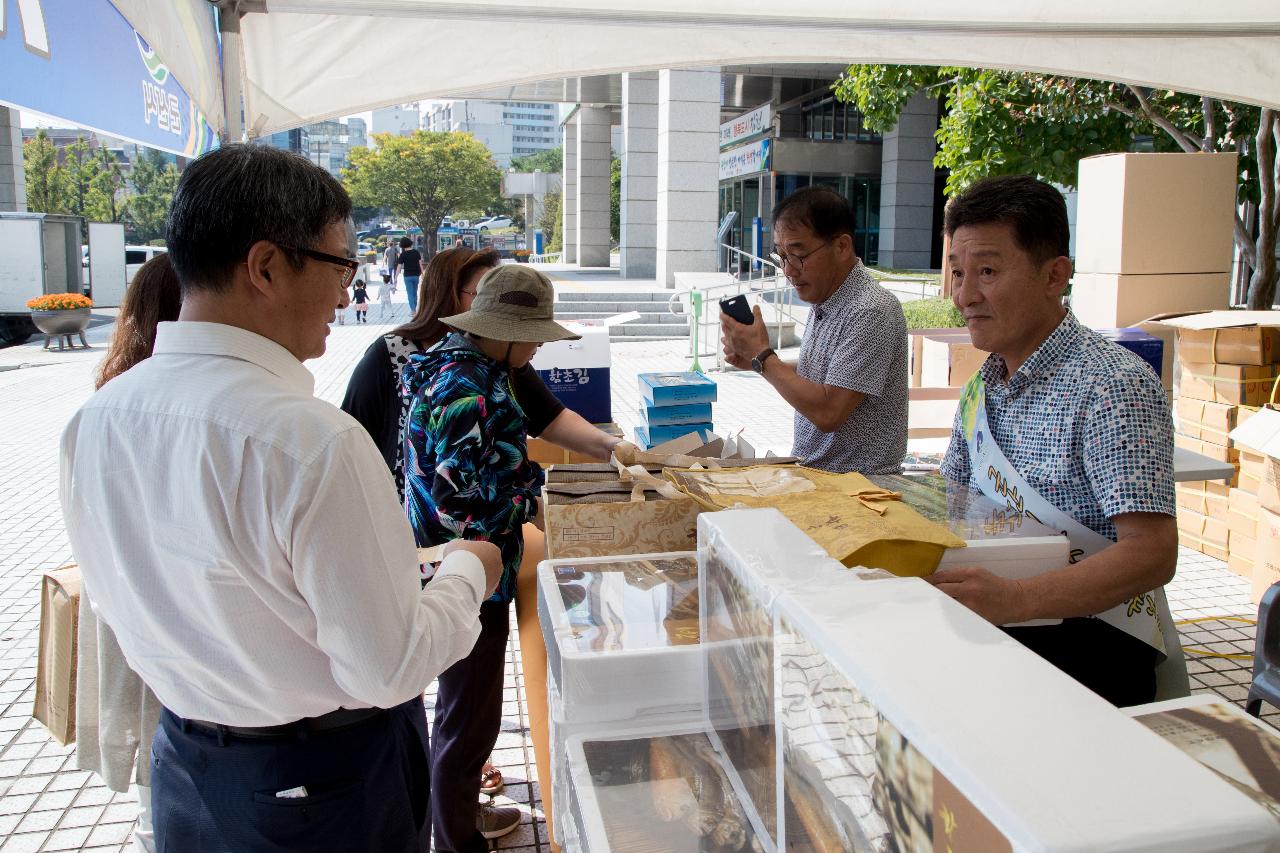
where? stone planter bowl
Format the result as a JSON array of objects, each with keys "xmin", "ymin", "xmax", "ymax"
[{"xmin": 30, "ymin": 308, "xmax": 91, "ymax": 350}]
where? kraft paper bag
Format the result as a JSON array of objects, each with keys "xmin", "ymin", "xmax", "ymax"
[
  {"xmin": 33, "ymin": 565, "xmax": 81, "ymax": 745},
  {"xmin": 667, "ymin": 466, "xmax": 965, "ymax": 576}
]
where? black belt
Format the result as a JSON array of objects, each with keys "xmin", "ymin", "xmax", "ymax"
[{"xmin": 181, "ymin": 706, "xmax": 387, "ymax": 740}]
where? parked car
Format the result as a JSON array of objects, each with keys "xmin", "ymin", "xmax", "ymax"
[
  {"xmin": 478, "ymin": 216, "xmax": 512, "ymax": 231},
  {"xmin": 126, "ymin": 246, "xmax": 167, "ymax": 284}
]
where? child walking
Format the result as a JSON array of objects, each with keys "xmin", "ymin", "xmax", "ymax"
[
  {"xmin": 352, "ymin": 279, "xmax": 369, "ymax": 323},
  {"xmin": 377, "ymin": 273, "xmax": 394, "ymax": 320}
]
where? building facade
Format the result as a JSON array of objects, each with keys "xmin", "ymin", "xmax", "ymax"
[{"xmin": 423, "ymin": 100, "xmax": 559, "ymax": 167}]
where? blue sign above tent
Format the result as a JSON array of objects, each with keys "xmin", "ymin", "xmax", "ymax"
[{"xmin": 0, "ymin": 0, "xmax": 216, "ymax": 157}]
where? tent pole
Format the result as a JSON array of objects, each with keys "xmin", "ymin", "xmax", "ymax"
[{"xmin": 215, "ymin": 1, "xmax": 247, "ymax": 143}]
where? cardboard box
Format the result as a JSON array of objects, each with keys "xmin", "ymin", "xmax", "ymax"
[
  {"xmin": 543, "ymin": 481, "xmax": 703, "ymax": 560},
  {"xmin": 33, "ymin": 566, "xmax": 80, "ymax": 745},
  {"xmin": 1251, "ymin": 507, "xmax": 1280, "ymax": 603},
  {"xmin": 638, "ymin": 371, "xmax": 717, "ymax": 407},
  {"xmin": 527, "ymin": 422, "xmax": 622, "ymax": 466},
  {"xmin": 1175, "ymin": 432, "xmax": 1238, "ymax": 464},
  {"xmin": 532, "ymin": 322, "xmax": 613, "ymax": 424},
  {"xmin": 639, "ymin": 402, "xmax": 713, "ymax": 427},
  {"xmin": 1230, "ymin": 407, "xmax": 1280, "ymax": 515},
  {"xmin": 1097, "ymin": 327, "xmax": 1164, "ymax": 380},
  {"xmin": 920, "ymin": 334, "xmax": 988, "ymax": 387},
  {"xmin": 1075, "ymin": 152, "xmax": 1238, "ymax": 275},
  {"xmin": 1137, "ymin": 315, "xmax": 1182, "ymax": 392},
  {"xmin": 1175, "ymin": 397, "xmax": 1240, "ymax": 446},
  {"xmin": 1176, "ymin": 507, "xmax": 1229, "ymax": 559},
  {"xmin": 909, "ymin": 328, "xmax": 969, "ymax": 387},
  {"xmin": 1071, "ymin": 272, "xmax": 1229, "ymax": 330},
  {"xmin": 1227, "ymin": 488, "xmax": 1260, "ymax": 540},
  {"xmin": 1240, "ymin": 451, "xmax": 1264, "ymax": 494},
  {"xmin": 634, "ymin": 422, "xmax": 715, "ymax": 450},
  {"xmin": 1227, "ymin": 548, "xmax": 1255, "ymax": 580},
  {"xmin": 1177, "ymin": 319, "xmax": 1280, "ymax": 366},
  {"xmin": 1178, "ymin": 362, "xmax": 1280, "ymax": 407},
  {"xmin": 1175, "ymin": 482, "xmax": 1231, "ymax": 520}
]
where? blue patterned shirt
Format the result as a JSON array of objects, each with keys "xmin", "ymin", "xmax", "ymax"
[{"xmin": 940, "ymin": 312, "xmax": 1174, "ymax": 541}]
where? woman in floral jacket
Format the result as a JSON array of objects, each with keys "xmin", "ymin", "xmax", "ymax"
[{"xmin": 401, "ymin": 264, "xmax": 579, "ymax": 849}]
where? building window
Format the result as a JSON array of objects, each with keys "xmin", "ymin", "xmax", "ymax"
[{"xmin": 798, "ymin": 97, "xmax": 880, "ymax": 144}]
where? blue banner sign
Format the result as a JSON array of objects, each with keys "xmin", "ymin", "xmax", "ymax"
[{"xmin": 0, "ymin": 0, "xmax": 216, "ymax": 156}]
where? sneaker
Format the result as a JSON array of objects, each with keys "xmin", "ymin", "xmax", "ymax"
[{"xmin": 477, "ymin": 802, "xmax": 521, "ymax": 840}]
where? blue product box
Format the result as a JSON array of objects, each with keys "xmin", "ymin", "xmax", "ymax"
[
  {"xmin": 638, "ymin": 372, "xmax": 718, "ymax": 408},
  {"xmin": 1097, "ymin": 328, "xmax": 1163, "ymax": 380},
  {"xmin": 635, "ymin": 422, "xmax": 716, "ymax": 450},
  {"xmin": 640, "ymin": 402, "xmax": 714, "ymax": 427},
  {"xmin": 535, "ymin": 367, "xmax": 612, "ymax": 425}
]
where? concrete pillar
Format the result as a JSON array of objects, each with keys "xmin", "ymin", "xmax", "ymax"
[
  {"xmin": 656, "ymin": 67, "xmax": 720, "ymax": 288},
  {"xmin": 561, "ymin": 119, "xmax": 577, "ymax": 263},
  {"xmin": 877, "ymin": 91, "xmax": 937, "ymax": 269},
  {"xmin": 620, "ymin": 72, "xmax": 658, "ymax": 279},
  {"xmin": 0, "ymin": 107, "xmax": 27, "ymax": 213},
  {"xmin": 575, "ymin": 106, "xmax": 612, "ymax": 268}
]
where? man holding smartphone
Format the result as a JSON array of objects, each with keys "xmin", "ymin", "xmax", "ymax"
[{"xmin": 721, "ymin": 186, "xmax": 908, "ymax": 473}]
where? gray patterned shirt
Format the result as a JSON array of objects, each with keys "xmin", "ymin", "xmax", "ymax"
[
  {"xmin": 941, "ymin": 312, "xmax": 1175, "ymax": 540},
  {"xmin": 793, "ymin": 264, "xmax": 909, "ymax": 474}
]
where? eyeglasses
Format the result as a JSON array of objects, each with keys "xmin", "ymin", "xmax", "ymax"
[
  {"xmin": 281, "ymin": 245, "xmax": 360, "ymax": 289},
  {"xmin": 771, "ymin": 240, "xmax": 834, "ymax": 272}
]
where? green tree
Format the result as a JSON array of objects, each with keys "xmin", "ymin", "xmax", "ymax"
[
  {"xmin": 23, "ymin": 129, "xmax": 67, "ymax": 214},
  {"xmin": 835, "ymin": 66, "xmax": 1279, "ymax": 308},
  {"xmin": 87, "ymin": 147, "xmax": 127, "ymax": 223},
  {"xmin": 343, "ymin": 131, "xmax": 502, "ymax": 256},
  {"xmin": 62, "ymin": 137, "xmax": 92, "ymax": 218},
  {"xmin": 540, "ymin": 190, "xmax": 562, "ymax": 253},
  {"xmin": 125, "ymin": 149, "xmax": 179, "ymax": 244},
  {"xmin": 510, "ymin": 147, "xmax": 563, "ymax": 173}
]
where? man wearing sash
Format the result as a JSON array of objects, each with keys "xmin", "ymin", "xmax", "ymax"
[{"xmin": 931, "ymin": 175, "xmax": 1178, "ymax": 707}]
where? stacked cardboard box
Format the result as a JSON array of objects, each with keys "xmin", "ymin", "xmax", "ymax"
[
  {"xmin": 1171, "ymin": 315, "xmax": 1280, "ymax": 571},
  {"xmin": 1230, "ymin": 408, "xmax": 1280, "ymax": 601},
  {"xmin": 634, "ymin": 371, "xmax": 717, "ymax": 449}
]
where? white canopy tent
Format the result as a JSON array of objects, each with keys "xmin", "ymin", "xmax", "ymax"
[{"xmin": 110, "ymin": 1, "xmax": 1280, "ymax": 142}]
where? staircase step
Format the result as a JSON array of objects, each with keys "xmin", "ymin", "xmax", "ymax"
[
  {"xmin": 609, "ymin": 334, "xmax": 689, "ymax": 343},
  {"xmin": 554, "ymin": 301, "xmax": 674, "ymax": 314},
  {"xmin": 557, "ymin": 312, "xmax": 685, "ymax": 326},
  {"xmin": 612, "ymin": 323, "xmax": 690, "ymax": 337},
  {"xmin": 556, "ymin": 290, "xmax": 673, "ymax": 302}
]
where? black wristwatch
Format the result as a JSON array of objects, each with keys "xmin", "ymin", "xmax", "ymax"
[{"xmin": 751, "ymin": 347, "xmax": 776, "ymax": 374}]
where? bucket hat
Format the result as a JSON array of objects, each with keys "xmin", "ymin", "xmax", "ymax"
[{"xmin": 440, "ymin": 265, "xmax": 580, "ymax": 343}]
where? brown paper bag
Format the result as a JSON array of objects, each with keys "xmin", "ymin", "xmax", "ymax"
[
  {"xmin": 666, "ymin": 466, "xmax": 965, "ymax": 575},
  {"xmin": 33, "ymin": 565, "xmax": 81, "ymax": 745}
]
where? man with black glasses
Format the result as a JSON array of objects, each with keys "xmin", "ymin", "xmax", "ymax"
[
  {"xmin": 60, "ymin": 144, "xmax": 501, "ymax": 852},
  {"xmin": 721, "ymin": 186, "xmax": 908, "ymax": 473}
]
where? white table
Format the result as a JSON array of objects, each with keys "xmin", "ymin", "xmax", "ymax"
[{"xmin": 1173, "ymin": 446, "xmax": 1237, "ymax": 483}]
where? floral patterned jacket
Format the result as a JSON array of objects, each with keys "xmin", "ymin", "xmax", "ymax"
[{"xmin": 401, "ymin": 333, "xmax": 543, "ymax": 603}]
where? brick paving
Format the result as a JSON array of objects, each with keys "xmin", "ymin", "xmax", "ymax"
[{"xmin": 0, "ymin": 273, "xmax": 1270, "ymax": 852}]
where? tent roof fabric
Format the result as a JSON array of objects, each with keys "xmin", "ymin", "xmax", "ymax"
[{"xmin": 121, "ymin": 1, "xmax": 1280, "ymax": 139}]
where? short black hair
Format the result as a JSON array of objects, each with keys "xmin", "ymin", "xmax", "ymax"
[
  {"xmin": 772, "ymin": 186, "xmax": 857, "ymax": 243},
  {"xmin": 943, "ymin": 175, "xmax": 1070, "ymax": 263},
  {"xmin": 165, "ymin": 144, "xmax": 352, "ymax": 294},
  {"xmin": 399, "ymin": 237, "xmax": 413, "ymax": 249}
]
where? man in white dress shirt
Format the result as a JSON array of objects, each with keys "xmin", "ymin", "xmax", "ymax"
[{"xmin": 60, "ymin": 144, "xmax": 501, "ymax": 852}]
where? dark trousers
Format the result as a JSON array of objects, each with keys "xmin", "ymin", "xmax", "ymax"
[
  {"xmin": 1005, "ymin": 617, "xmax": 1159, "ymax": 707},
  {"xmin": 151, "ymin": 697, "xmax": 431, "ymax": 853},
  {"xmin": 431, "ymin": 600, "xmax": 510, "ymax": 853}
]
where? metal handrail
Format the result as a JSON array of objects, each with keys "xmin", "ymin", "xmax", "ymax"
[{"xmin": 665, "ymin": 244, "xmax": 808, "ymax": 371}]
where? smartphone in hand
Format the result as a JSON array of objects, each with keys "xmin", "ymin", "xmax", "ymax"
[{"xmin": 719, "ymin": 295, "xmax": 754, "ymax": 325}]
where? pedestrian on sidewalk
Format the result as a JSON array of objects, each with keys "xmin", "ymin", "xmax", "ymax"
[
  {"xmin": 395, "ymin": 237, "xmax": 423, "ymax": 314},
  {"xmin": 61, "ymin": 144, "xmax": 502, "ymax": 853},
  {"xmin": 383, "ymin": 238, "xmax": 400, "ymax": 292},
  {"xmin": 378, "ymin": 273, "xmax": 395, "ymax": 320},
  {"xmin": 352, "ymin": 278, "xmax": 369, "ymax": 323},
  {"xmin": 78, "ymin": 253, "xmax": 182, "ymax": 853}
]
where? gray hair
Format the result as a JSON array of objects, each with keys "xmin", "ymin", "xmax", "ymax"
[{"xmin": 165, "ymin": 144, "xmax": 352, "ymax": 294}]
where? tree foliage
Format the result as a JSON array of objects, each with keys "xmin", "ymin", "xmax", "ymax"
[
  {"xmin": 835, "ymin": 66, "xmax": 1279, "ymax": 308},
  {"xmin": 343, "ymin": 131, "xmax": 502, "ymax": 256},
  {"xmin": 510, "ymin": 146, "xmax": 563, "ymax": 173},
  {"xmin": 124, "ymin": 149, "xmax": 179, "ymax": 244},
  {"xmin": 540, "ymin": 190, "xmax": 562, "ymax": 253},
  {"xmin": 610, "ymin": 156, "xmax": 621, "ymax": 244},
  {"xmin": 22, "ymin": 129, "xmax": 66, "ymax": 214}
]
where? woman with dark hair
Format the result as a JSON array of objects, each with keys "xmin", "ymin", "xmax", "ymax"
[
  {"xmin": 341, "ymin": 248, "xmax": 628, "ymax": 844},
  {"xmin": 81, "ymin": 253, "xmax": 182, "ymax": 853}
]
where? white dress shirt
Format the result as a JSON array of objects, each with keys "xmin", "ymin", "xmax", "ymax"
[{"xmin": 60, "ymin": 322, "xmax": 486, "ymax": 726}]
